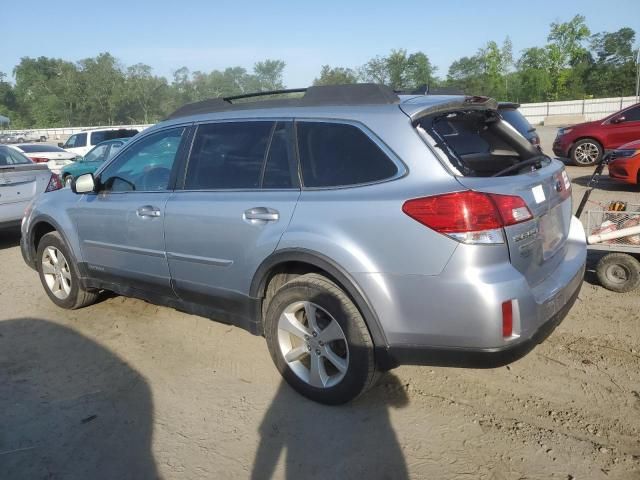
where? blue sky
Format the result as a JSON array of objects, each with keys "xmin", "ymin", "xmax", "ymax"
[{"xmin": 2, "ymin": 0, "xmax": 639, "ymax": 87}]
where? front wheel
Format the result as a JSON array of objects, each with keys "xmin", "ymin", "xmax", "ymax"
[
  {"xmin": 571, "ymin": 138, "xmax": 602, "ymax": 166},
  {"xmin": 36, "ymin": 231, "xmax": 99, "ymax": 309},
  {"xmin": 264, "ymin": 273, "xmax": 378, "ymax": 405},
  {"xmin": 596, "ymin": 253, "xmax": 640, "ymax": 293}
]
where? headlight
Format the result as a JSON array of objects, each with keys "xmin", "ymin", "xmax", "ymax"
[
  {"xmin": 558, "ymin": 127, "xmax": 573, "ymax": 136},
  {"xmin": 610, "ymin": 149, "xmax": 640, "ymax": 160}
]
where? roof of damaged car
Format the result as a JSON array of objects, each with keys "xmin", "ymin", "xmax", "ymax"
[{"xmin": 160, "ymin": 84, "xmax": 497, "ymax": 126}]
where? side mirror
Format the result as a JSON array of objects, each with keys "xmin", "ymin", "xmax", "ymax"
[
  {"xmin": 58, "ymin": 142, "xmax": 64, "ymax": 148},
  {"xmin": 612, "ymin": 115, "xmax": 626, "ymax": 124},
  {"xmin": 72, "ymin": 173, "xmax": 96, "ymax": 194}
]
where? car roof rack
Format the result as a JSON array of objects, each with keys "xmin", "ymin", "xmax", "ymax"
[{"xmin": 166, "ymin": 83, "xmax": 400, "ymax": 120}]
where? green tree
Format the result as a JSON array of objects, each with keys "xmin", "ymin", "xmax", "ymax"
[
  {"xmin": 313, "ymin": 65, "xmax": 358, "ymax": 85},
  {"xmin": 252, "ymin": 59, "xmax": 285, "ymax": 91},
  {"xmin": 77, "ymin": 53, "xmax": 125, "ymax": 125},
  {"xmin": 587, "ymin": 28, "xmax": 637, "ymax": 96},
  {"xmin": 406, "ymin": 52, "xmax": 437, "ymax": 89}
]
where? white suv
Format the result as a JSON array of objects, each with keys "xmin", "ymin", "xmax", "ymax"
[{"xmin": 60, "ymin": 128, "xmax": 139, "ymax": 156}]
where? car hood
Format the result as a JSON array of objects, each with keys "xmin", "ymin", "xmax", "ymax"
[
  {"xmin": 618, "ymin": 139, "xmax": 640, "ymax": 150},
  {"xmin": 566, "ymin": 119, "xmax": 601, "ymax": 130}
]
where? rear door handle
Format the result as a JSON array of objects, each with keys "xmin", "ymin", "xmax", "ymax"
[
  {"xmin": 243, "ymin": 207, "xmax": 279, "ymax": 223},
  {"xmin": 137, "ymin": 205, "xmax": 161, "ymax": 218}
]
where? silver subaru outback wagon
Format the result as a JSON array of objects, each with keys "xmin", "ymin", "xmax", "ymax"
[{"xmin": 21, "ymin": 84, "xmax": 586, "ymax": 404}]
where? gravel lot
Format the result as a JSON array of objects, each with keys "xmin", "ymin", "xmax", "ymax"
[{"xmin": 1, "ymin": 127, "xmax": 639, "ymax": 479}]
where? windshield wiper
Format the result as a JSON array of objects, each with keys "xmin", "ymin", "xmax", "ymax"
[{"xmin": 491, "ymin": 155, "xmax": 545, "ymax": 177}]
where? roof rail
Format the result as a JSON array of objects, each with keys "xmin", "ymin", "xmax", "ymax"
[{"xmin": 166, "ymin": 83, "xmax": 400, "ymax": 120}]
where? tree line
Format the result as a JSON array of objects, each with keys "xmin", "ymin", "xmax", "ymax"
[{"xmin": 0, "ymin": 14, "xmax": 637, "ymax": 129}]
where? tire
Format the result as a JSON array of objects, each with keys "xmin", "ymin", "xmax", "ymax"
[
  {"xmin": 596, "ymin": 253, "xmax": 640, "ymax": 293},
  {"xmin": 64, "ymin": 175, "xmax": 73, "ymax": 188},
  {"xmin": 264, "ymin": 273, "xmax": 378, "ymax": 405},
  {"xmin": 36, "ymin": 231, "xmax": 99, "ymax": 309},
  {"xmin": 17, "ymin": 137, "xmax": 24, "ymax": 143},
  {"xmin": 571, "ymin": 138, "xmax": 602, "ymax": 166},
  {"xmin": 39, "ymin": 136, "xmax": 46, "ymax": 142}
]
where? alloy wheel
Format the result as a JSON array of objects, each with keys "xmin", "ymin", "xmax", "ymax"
[
  {"xmin": 277, "ymin": 301, "xmax": 349, "ymax": 389},
  {"xmin": 42, "ymin": 246, "xmax": 72, "ymax": 299},
  {"xmin": 574, "ymin": 142, "xmax": 599, "ymax": 165}
]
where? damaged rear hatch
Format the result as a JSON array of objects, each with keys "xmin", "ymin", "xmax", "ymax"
[{"xmin": 401, "ymin": 96, "xmax": 573, "ymax": 287}]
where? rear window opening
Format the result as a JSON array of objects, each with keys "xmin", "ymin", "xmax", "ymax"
[{"xmin": 418, "ymin": 109, "xmax": 547, "ymax": 177}]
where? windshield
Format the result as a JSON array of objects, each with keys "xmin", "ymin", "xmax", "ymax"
[
  {"xmin": 499, "ymin": 109, "xmax": 534, "ymax": 136},
  {"xmin": 17, "ymin": 144, "xmax": 67, "ymax": 153},
  {"xmin": 0, "ymin": 146, "xmax": 33, "ymax": 166}
]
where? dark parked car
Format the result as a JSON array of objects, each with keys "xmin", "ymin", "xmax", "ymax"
[{"xmin": 553, "ymin": 103, "xmax": 640, "ymax": 166}]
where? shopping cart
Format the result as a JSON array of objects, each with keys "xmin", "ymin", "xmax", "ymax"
[{"xmin": 575, "ymin": 153, "xmax": 640, "ymax": 292}]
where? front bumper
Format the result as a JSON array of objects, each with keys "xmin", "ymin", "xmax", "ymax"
[
  {"xmin": 608, "ymin": 161, "xmax": 638, "ymax": 185},
  {"xmin": 553, "ymin": 136, "xmax": 571, "ymax": 158}
]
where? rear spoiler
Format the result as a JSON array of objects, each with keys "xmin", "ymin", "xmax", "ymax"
[{"xmin": 400, "ymin": 96, "xmax": 498, "ymax": 124}]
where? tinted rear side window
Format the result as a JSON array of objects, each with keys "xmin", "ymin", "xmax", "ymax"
[
  {"xmin": 185, "ymin": 122, "xmax": 274, "ymax": 189},
  {"xmin": 91, "ymin": 129, "xmax": 138, "ymax": 145},
  {"xmin": 297, "ymin": 122, "xmax": 397, "ymax": 187}
]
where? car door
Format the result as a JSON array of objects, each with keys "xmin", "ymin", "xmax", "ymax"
[
  {"xmin": 70, "ymin": 126, "xmax": 189, "ymax": 297},
  {"xmin": 605, "ymin": 105, "xmax": 640, "ymax": 148},
  {"xmin": 164, "ymin": 120, "xmax": 300, "ymax": 319}
]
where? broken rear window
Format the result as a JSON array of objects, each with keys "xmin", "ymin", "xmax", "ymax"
[{"xmin": 418, "ymin": 110, "xmax": 546, "ymax": 177}]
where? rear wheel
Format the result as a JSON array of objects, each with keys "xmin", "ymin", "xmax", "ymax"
[
  {"xmin": 63, "ymin": 175, "xmax": 73, "ymax": 187},
  {"xmin": 571, "ymin": 138, "xmax": 602, "ymax": 166},
  {"xmin": 264, "ymin": 273, "xmax": 378, "ymax": 404},
  {"xmin": 36, "ymin": 231, "xmax": 99, "ymax": 309},
  {"xmin": 596, "ymin": 253, "xmax": 640, "ymax": 293}
]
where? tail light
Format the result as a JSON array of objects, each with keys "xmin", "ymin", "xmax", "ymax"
[
  {"xmin": 30, "ymin": 157, "xmax": 49, "ymax": 163},
  {"xmin": 402, "ymin": 191, "xmax": 533, "ymax": 244},
  {"xmin": 45, "ymin": 174, "xmax": 63, "ymax": 192}
]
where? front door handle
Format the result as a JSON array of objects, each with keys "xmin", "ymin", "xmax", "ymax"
[
  {"xmin": 243, "ymin": 207, "xmax": 279, "ymax": 224},
  {"xmin": 137, "ymin": 205, "xmax": 161, "ymax": 218}
]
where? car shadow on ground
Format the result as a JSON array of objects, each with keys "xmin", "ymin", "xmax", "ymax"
[
  {"xmin": 0, "ymin": 228, "xmax": 21, "ymax": 250},
  {"xmin": 0, "ymin": 318, "xmax": 157, "ymax": 480},
  {"xmin": 571, "ymin": 174, "xmax": 639, "ymax": 193},
  {"xmin": 251, "ymin": 372, "xmax": 410, "ymax": 480}
]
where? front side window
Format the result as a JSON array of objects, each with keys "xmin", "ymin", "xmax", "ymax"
[
  {"xmin": 185, "ymin": 121, "xmax": 276, "ymax": 190},
  {"xmin": 99, "ymin": 127, "xmax": 184, "ymax": 192},
  {"xmin": 623, "ymin": 106, "xmax": 640, "ymax": 122},
  {"xmin": 297, "ymin": 122, "xmax": 398, "ymax": 188},
  {"xmin": 65, "ymin": 133, "xmax": 87, "ymax": 148}
]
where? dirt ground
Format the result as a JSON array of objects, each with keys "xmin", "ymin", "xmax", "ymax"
[{"xmin": 1, "ymin": 127, "xmax": 639, "ymax": 479}]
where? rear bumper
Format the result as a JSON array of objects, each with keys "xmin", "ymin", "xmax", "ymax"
[
  {"xmin": 381, "ymin": 276, "xmax": 581, "ymax": 369},
  {"xmin": 356, "ymin": 216, "xmax": 587, "ymax": 367},
  {"xmin": 0, "ymin": 200, "xmax": 29, "ymax": 225}
]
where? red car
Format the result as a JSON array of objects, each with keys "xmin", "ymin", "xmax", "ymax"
[
  {"xmin": 553, "ymin": 103, "xmax": 640, "ymax": 166},
  {"xmin": 608, "ymin": 139, "xmax": 640, "ymax": 185}
]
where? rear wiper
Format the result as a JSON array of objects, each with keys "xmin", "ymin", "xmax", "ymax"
[{"xmin": 491, "ymin": 156, "xmax": 545, "ymax": 177}]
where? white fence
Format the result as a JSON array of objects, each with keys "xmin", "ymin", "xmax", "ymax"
[
  {"xmin": 519, "ymin": 96, "xmax": 639, "ymax": 125},
  {"xmin": 1, "ymin": 124, "xmax": 152, "ymax": 141},
  {"xmin": 1, "ymin": 95, "xmax": 639, "ymax": 136}
]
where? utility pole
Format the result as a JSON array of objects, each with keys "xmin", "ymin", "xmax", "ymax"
[{"xmin": 636, "ymin": 48, "xmax": 640, "ymax": 103}]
